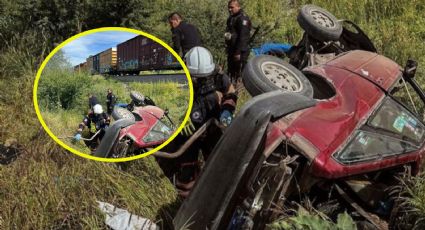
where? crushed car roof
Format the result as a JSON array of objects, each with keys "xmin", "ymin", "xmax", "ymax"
[{"xmin": 281, "ymin": 51, "xmax": 403, "ymax": 174}]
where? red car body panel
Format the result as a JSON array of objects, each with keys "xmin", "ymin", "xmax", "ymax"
[
  {"xmin": 271, "ymin": 51, "xmax": 424, "ymax": 179},
  {"xmin": 325, "ymin": 50, "xmax": 401, "ymax": 90},
  {"xmin": 118, "ymin": 106, "xmax": 166, "ymax": 148},
  {"xmin": 134, "ymin": 105, "xmax": 165, "ymax": 119}
]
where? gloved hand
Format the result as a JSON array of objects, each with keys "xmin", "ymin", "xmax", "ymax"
[
  {"xmin": 181, "ymin": 118, "xmax": 196, "ymax": 137},
  {"xmin": 73, "ymin": 133, "xmax": 82, "ymax": 141},
  {"xmin": 220, "ymin": 110, "xmax": 233, "ymax": 127}
]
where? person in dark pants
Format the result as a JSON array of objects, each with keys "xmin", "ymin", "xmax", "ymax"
[
  {"xmin": 88, "ymin": 93, "xmax": 99, "ymax": 110},
  {"xmin": 168, "ymin": 12, "xmax": 202, "ymax": 57},
  {"xmin": 225, "ymin": 0, "xmax": 252, "ymax": 84},
  {"xmin": 74, "ymin": 104, "xmax": 110, "ymax": 152},
  {"xmin": 106, "ymin": 88, "xmax": 116, "ymax": 115},
  {"xmin": 157, "ymin": 46, "xmax": 237, "ymax": 197}
]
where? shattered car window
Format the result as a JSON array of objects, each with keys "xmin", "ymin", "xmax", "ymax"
[
  {"xmin": 335, "ymin": 97, "xmax": 424, "ymax": 164},
  {"xmin": 369, "ymin": 97, "xmax": 425, "ymax": 144},
  {"xmin": 391, "ymin": 79, "xmax": 425, "ymax": 122},
  {"xmin": 334, "ymin": 131, "xmax": 418, "ymax": 164}
]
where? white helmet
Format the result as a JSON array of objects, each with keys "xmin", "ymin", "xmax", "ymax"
[
  {"xmin": 93, "ymin": 104, "xmax": 103, "ymax": 114},
  {"xmin": 184, "ymin": 46, "xmax": 215, "ymax": 78}
]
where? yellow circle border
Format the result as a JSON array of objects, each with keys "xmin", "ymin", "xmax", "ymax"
[{"xmin": 33, "ymin": 27, "xmax": 193, "ymax": 162}]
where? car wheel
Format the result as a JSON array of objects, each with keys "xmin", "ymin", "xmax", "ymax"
[
  {"xmin": 297, "ymin": 4, "xmax": 342, "ymax": 42},
  {"xmin": 242, "ymin": 55, "xmax": 313, "ymax": 98},
  {"xmin": 112, "ymin": 107, "xmax": 135, "ymax": 121},
  {"xmin": 130, "ymin": 91, "xmax": 145, "ymax": 104}
]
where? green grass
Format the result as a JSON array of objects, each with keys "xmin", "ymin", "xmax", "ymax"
[
  {"xmin": 37, "ymin": 70, "xmax": 189, "ymax": 154},
  {"xmin": 269, "ymin": 209, "xmax": 356, "ymax": 230},
  {"xmin": 0, "ymin": 45, "xmax": 183, "ymax": 228},
  {"xmin": 38, "ymin": 70, "xmax": 189, "ymax": 122},
  {"xmin": 42, "ymin": 109, "xmax": 91, "ymax": 153},
  {"xmin": 1, "ymin": 0, "xmax": 425, "ymax": 228},
  {"xmin": 0, "ymin": 74, "xmax": 179, "ymax": 229},
  {"xmin": 0, "ymin": 135, "xmax": 178, "ymax": 229}
]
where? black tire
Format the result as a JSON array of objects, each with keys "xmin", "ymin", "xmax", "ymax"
[
  {"xmin": 130, "ymin": 91, "xmax": 145, "ymax": 104},
  {"xmin": 297, "ymin": 4, "xmax": 342, "ymax": 42},
  {"xmin": 242, "ymin": 55, "xmax": 314, "ymax": 98},
  {"xmin": 144, "ymin": 96, "xmax": 156, "ymax": 106},
  {"xmin": 111, "ymin": 107, "xmax": 135, "ymax": 121}
]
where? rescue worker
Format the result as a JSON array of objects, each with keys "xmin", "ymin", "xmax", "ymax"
[
  {"xmin": 74, "ymin": 104, "xmax": 110, "ymax": 151},
  {"xmin": 168, "ymin": 12, "xmax": 202, "ymax": 57},
  {"xmin": 106, "ymin": 88, "xmax": 116, "ymax": 115},
  {"xmin": 88, "ymin": 93, "xmax": 99, "ymax": 110},
  {"xmin": 158, "ymin": 46, "xmax": 237, "ymax": 197},
  {"xmin": 183, "ymin": 46, "xmax": 237, "ymax": 132},
  {"xmin": 225, "ymin": 0, "xmax": 252, "ymax": 83}
]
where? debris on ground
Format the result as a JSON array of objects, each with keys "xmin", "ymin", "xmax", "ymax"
[
  {"xmin": 97, "ymin": 201, "xmax": 159, "ymax": 230},
  {"xmin": 0, "ymin": 138, "xmax": 21, "ymax": 165}
]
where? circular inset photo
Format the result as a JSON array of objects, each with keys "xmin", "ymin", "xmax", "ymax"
[{"xmin": 33, "ymin": 27, "xmax": 193, "ymax": 162}]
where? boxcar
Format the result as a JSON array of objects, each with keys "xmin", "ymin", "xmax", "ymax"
[
  {"xmin": 140, "ymin": 41, "xmax": 180, "ymax": 70},
  {"xmin": 99, "ymin": 47, "xmax": 117, "ymax": 74},
  {"xmin": 93, "ymin": 54, "xmax": 100, "ymax": 74},
  {"xmin": 83, "ymin": 35, "xmax": 181, "ymax": 76},
  {"xmin": 117, "ymin": 36, "xmax": 142, "ymax": 75},
  {"xmin": 117, "ymin": 35, "xmax": 181, "ymax": 75},
  {"xmin": 86, "ymin": 56, "xmax": 94, "ymax": 74}
]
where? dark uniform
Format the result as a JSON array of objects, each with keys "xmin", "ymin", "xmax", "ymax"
[
  {"xmin": 226, "ymin": 10, "xmax": 251, "ymax": 82},
  {"xmin": 88, "ymin": 95, "xmax": 99, "ymax": 109},
  {"xmin": 157, "ymin": 69, "xmax": 237, "ymax": 190},
  {"xmin": 77, "ymin": 111, "xmax": 110, "ymax": 150},
  {"xmin": 171, "ymin": 22, "xmax": 202, "ymax": 56},
  {"xmin": 106, "ymin": 92, "xmax": 116, "ymax": 114},
  {"xmin": 190, "ymin": 70, "xmax": 237, "ymax": 128}
]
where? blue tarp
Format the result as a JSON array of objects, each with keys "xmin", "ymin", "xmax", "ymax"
[
  {"xmin": 116, "ymin": 103, "xmax": 128, "ymax": 108},
  {"xmin": 252, "ymin": 43, "xmax": 293, "ymax": 56}
]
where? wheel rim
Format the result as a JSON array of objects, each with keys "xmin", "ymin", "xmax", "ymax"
[
  {"xmin": 310, "ymin": 10, "xmax": 335, "ymax": 29},
  {"xmin": 132, "ymin": 91, "xmax": 144, "ymax": 101},
  {"xmin": 116, "ymin": 108, "xmax": 133, "ymax": 120},
  {"xmin": 261, "ymin": 61, "xmax": 303, "ymax": 92}
]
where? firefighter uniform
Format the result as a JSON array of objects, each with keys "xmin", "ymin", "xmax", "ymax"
[
  {"xmin": 77, "ymin": 111, "xmax": 110, "ymax": 150},
  {"xmin": 179, "ymin": 69, "xmax": 237, "ymax": 185},
  {"xmin": 157, "ymin": 69, "xmax": 237, "ymax": 194},
  {"xmin": 190, "ymin": 70, "xmax": 237, "ymax": 128}
]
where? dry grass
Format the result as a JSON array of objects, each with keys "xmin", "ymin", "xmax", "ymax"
[
  {"xmin": 0, "ymin": 52, "xmax": 179, "ymax": 229},
  {"xmin": 1, "ymin": 0, "xmax": 425, "ymax": 228},
  {"xmin": 0, "ymin": 133, "xmax": 179, "ymax": 229}
]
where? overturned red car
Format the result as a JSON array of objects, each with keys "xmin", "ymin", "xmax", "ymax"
[
  {"xmin": 93, "ymin": 91, "xmax": 174, "ymax": 158},
  {"xmin": 174, "ymin": 5, "xmax": 425, "ymax": 230}
]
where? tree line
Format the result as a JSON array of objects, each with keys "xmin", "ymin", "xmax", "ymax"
[{"xmin": 0, "ymin": 0, "xmax": 297, "ymax": 72}]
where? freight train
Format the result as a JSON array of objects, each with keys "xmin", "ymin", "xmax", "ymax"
[{"xmin": 73, "ymin": 35, "xmax": 181, "ymax": 75}]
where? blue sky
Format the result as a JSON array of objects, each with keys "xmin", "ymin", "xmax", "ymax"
[{"xmin": 62, "ymin": 31, "xmax": 137, "ymax": 66}]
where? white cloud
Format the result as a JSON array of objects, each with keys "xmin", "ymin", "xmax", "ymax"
[
  {"xmin": 62, "ymin": 39, "xmax": 91, "ymax": 66},
  {"xmin": 88, "ymin": 31, "xmax": 137, "ymax": 43},
  {"xmin": 61, "ymin": 31, "xmax": 137, "ymax": 66}
]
